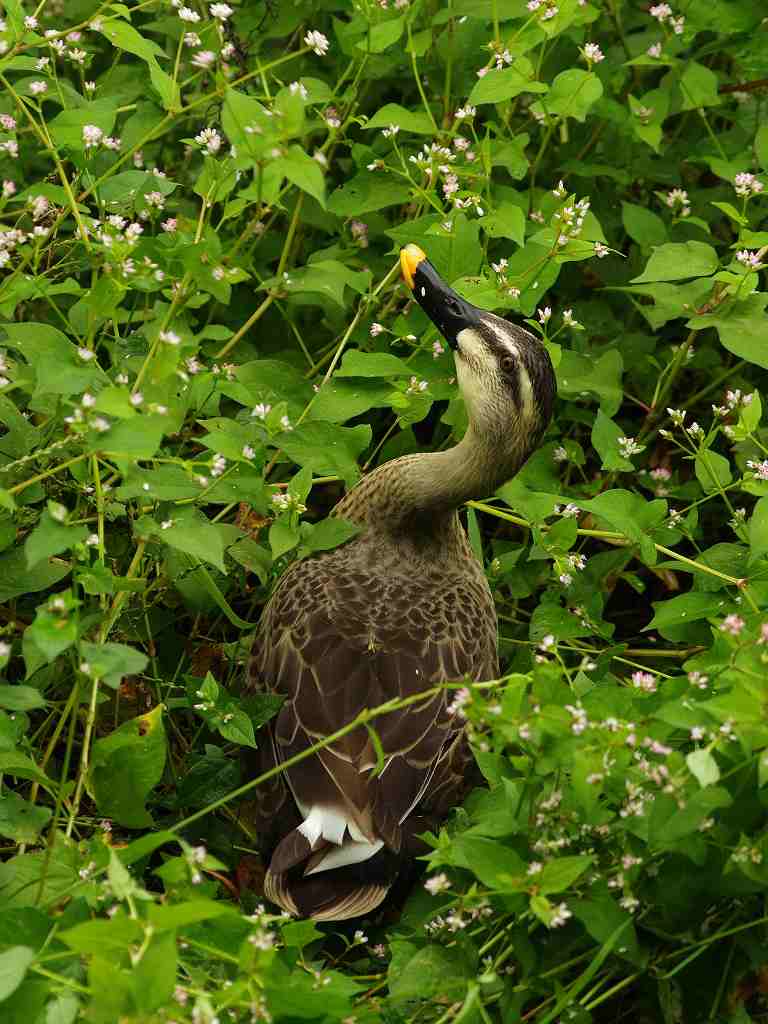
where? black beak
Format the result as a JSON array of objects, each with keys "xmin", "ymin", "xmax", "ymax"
[{"xmin": 400, "ymin": 244, "xmax": 481, "ymax": 350}]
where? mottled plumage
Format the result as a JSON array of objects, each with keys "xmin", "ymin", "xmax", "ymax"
[{"xmin": 246, "ymin": 247, "xmax": 556, "ymax": 920}]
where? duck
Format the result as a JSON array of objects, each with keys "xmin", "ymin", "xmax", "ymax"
[{"xmin": 246, "ymin": 243, "xmax": 556, "ymax": 921}]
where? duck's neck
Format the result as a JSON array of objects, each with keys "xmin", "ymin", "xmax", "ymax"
[{"xmin": 337, "ymin": 424, "xmax": 529, "ymax": 531}]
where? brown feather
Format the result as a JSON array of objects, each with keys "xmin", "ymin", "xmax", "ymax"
[{"xmin": 247, "ymin": 530, "xmax": 498, "ymax": 919}]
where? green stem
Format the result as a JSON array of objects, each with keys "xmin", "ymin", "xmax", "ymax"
[
  {"xmin": 8, "ymin": 453, "xmax": 91, "ymax": 496},
  {"xmin": 407, "ymin": 20, "xmax": 438, "ymax": 132},
  {"xmin": 467, "ymin": 501, "xmax": 747, "ymax": 587}
]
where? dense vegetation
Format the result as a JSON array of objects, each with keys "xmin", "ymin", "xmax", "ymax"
[{"xmin": 0, "ymin": 0, "xmax": 767, "ymax": 1020}]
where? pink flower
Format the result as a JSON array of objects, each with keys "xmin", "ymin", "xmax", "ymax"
[{"xmin": 719, "ymin": 614, "xmax": 745, "ymax": 636}]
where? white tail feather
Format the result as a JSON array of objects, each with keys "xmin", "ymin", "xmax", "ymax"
[
  {"xmin": 297, "ymin": 805, "xmax": 361, "ymax": 848},
  {"xmin": 296, "ymin": 805, "xmax": 382, "ymax": 875},
  {"xmin": 305, "ymin": 838, "xmax": 384, "ymax": 876}
]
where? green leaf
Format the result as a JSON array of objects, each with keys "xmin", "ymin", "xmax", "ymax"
[
  {"xmin": 98, "ymin": 18, "xmax": 167, "ymax": 61},
  {"xmin": 0, "ymin": 686, "xmax": 46, "ymax": 711},
  {"xmin": 24, "ymin": 510, "xmax": 88, "ymax": 569},
  {"xmin": 96, "ymin": 416, "xmax": 165, "ymax": 460},
  {"xmin": 738, "ymin": 390, "xmax": 761, "ymax": 435},
  {"xmin": 0, "ymin": 846, "xmax": 83, "ymax": 909},
  {"xmin": 651, "ymin": 787, "xmax": 731, "ymax": 845},
  {"xmin": 327, "ymin": 172, "xmax": 411, "ymax": 216},
  {"xmin": 0, "ymin": 792, "xmax": 51, "ymax": 843},
  {"xmin": 749, "ymin": 497, "xmax": 768, "ymax": 564},
  {"xmin": 679, "ymin": 62, "xmax": 721, "ymax": 110},
  {"xmin": 218, "ymin": 526, "xmax": 272, "ymax": 582},
  {"xmin": 0, "ymin": 752, "xmax": 54, "ymax": 790},
  {"xmin": 26, "ymin": 601, "xmax": 78, "ymax": 664},
  {"xmin": 263, "ymin": 260, "xmax": 370, "ymax": 309},
  {"xmin": 336, "ymin": 351, "xmax": 413, "ymax": 378},
  {"xmin": 356, "ymin": 15, "xmax": 405, "ymax": 53},
  {"xmin": 387, "ymin": 211, "xmax": 483, "ymax": 282},
  {"xmin": 686, "ymin": 749, "xmax": 720, "ymax": 787},
  {"xmin": 544, "ymin": 516, "xmax": 578, "ymax": 553},
  {"xmin": 621, "ymin": 202, "xmax": 667, "ymax": 248},
  {"xmin": 645, "ymin": 592, "xmax": 726, "ymax": 632},
  {"xmin": 365, "ymin": 102, "xmax": 435, "ymax": 134},
  {"xmin": 269, "ymin": 518, "xmax": 300, "ymax": 560},
  {"xmin": 558, "ymin": 350, "xmax": 623, "ymax": 415},
  {"xmin": 591, "ymin": 411, "xmax": 634, "ymax": 471},
  {"xmin": 59, "ymin": 915, "xmax": 144, "ymax": 956},
  {"xmin": 0, "ymin": 946, "xmax": 35, "ymax": 1001},
  {"xmin": 665, "ymin": 542, "xmax": 747, "ymax": 591},
  {"xmin": 450, "ymin": 835, "xmax": 526, "ymax": 888},
  {"xmin": 78, "ymin": 642, "xmax": 149, "ymax": 690},
  {"xmin": 686, "ymin": 294, "xmax": 768, "ymax": 369},
  {"xmin": 628, "ymin": 88, "xmax": 670, "ymax": 152},
  {"xmin": 275, "ymin": 145, "xmax": 326, "ymax": 208},
  {"xmin": 302, "ymin": 517, "xmax": 362, "ymax": 555},
  {"xmin": 479, "ymin": 202, "xmax": 526, "ymax": 246},
  {"xmin": 147, "ymin": 899, "xmax": 237, "ymax": 931},
  {"xmin": 241, "ymin": 692, "xmax": 284, "ymax": 731},
  {"xmin": 309, "ymin": 379, "xmax": 395, "ymax": 422},
  {"xmin": 281, "ymin": 919, "xmax": 323, "ymax": 949},
  {"xmin": 611, "ymin": 279, "xmax": 713, "ymax": 330},
  {"xmin": 158, "ymin": 511, "xmax": 226, "ymax": 573},
  {"xmin": 710, "ymin": 200, "xmax": 747, "ymax": 227},
  {"xmin": 694, "ymin": 450, "xmax": 731, "ymax": 493},
  {"xmin": 389, "ymin": 944, "xmax": 472, "ymax": 1009},
  {"xmin": 578, "ymin": 490, "xmax": 667, "ymax": 565},
  {"xmin": 229, "ymin": 359, "xmax": 313, "ymax": 414},
  {"xmin": 47, "ymin": 101, "xmax": 118, "ymax": 152},
  {"xmin": 176, "ymin": 748, "xmax": 239, "ymax": 808},
  {"xmin": 148, "ymin": 57, "xmax": 180, "ymax": 112},
  {"xmin": 572, "ymin": 894, "xmax": 641, "ymax": 965},
  {"xmin": 2, "ymin": 324, "xmax": 101, "ymax": 397},
  {"xmin": 533, "ymin": 69, "xmax": 603, "ymax": 122},
  {"xmin": 536, "ymin": 855, "xmax": 593, "ymax": 895},
  {"xmin": 42, "ymin": 992, "xmax": 79, "ymax": 1024},
  {"xmin": 468, "ymin": 61, "xmax": 547, "ymax": 105},
  {"xmin": 222, "ymin": 88, "xmax": 274, "ymax": 152},
  {"xmin": 89, "ymin": 705, "xmax": 166, "ymax": 828},
  {"xmin": 216, "ymin": 707, "xmax": 256, "ymax": 748},
  {"xmin": 631, "ymin": 242, "xmax": 719, "ymax": 283},
  {"xmin": 278, "ymin": 422, "xmax": 371, "ymax": 487}
]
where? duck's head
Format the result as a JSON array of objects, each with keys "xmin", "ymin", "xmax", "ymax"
[{"xmin": 400, "ymin": 243, "xmax": 556, "ymax": 448}]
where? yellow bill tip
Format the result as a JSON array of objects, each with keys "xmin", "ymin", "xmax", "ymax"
[{"xmin": 399, "ymin": 243, "xmax": 427, "ymax": 290}]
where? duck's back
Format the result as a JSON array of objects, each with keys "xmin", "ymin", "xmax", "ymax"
[{"xmin": 246, "ymin": 519, "xmax": 498, "ymax": 920}]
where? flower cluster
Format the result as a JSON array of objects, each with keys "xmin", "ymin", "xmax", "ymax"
[
  {"xmin": 649, "ymin": 3, "xmax": 685, "ymax": 34},
  {"xmin": 551, "ymin": 193, "xmax": 591, "ymax": 249},
  {"xmin": 733, "ymin": 172, "xmax": 764, "ymax": 199},
  {"xmin": 665, "ymin": 188, "xmax": 690, "ymax": 217}
]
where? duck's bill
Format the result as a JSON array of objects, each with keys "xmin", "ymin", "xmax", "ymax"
[
  {"xmin": 399, "ymin": 243, "xmax": 480, "ymax": 349},
  {"xmin": 399, "ymin": 243, "xmax": 428, "ymax": 290}
]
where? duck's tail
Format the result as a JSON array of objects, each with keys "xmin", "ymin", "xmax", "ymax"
[{"xmin": 263, "ymin": 805, "xmax": 400, "ymax": 921}]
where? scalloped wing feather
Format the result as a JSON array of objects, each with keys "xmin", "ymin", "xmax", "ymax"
[{"xmin": 247, "ymin": 537, "xmax": 497, "ymax": 917}]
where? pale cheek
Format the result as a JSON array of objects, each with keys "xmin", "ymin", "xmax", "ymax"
[{"xmin": 517, "ymin": 364, "xmax": 534, "ymax": 419}]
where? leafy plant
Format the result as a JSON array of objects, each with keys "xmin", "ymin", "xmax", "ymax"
[{"xmin": 0, "ymin": 0, "xmax": 767, "ymax": 1020}]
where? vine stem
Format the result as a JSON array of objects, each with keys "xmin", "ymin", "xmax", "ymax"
[
  {"xmin": 171, "ymin": 674, "xmax": 503, "ymax": 835},
  {"xmin": 8, "ymin": 453, "xmax": 91, "ymax": 496},
  {"xmin": 64, "ymin": 540, "xmax": 148, "ymax": 837},
  {"xmin": 467, "ymin": 501, "xmax": 747, "ymax": 588},
  {"xmin": 215, "ymin": 194, "xmax": 304, "ymax": 360}
]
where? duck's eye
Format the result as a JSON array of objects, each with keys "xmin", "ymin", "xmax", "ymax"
[{"xmin": 500, "ymin": 355, "xmax": 516, "ymax": 372}]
